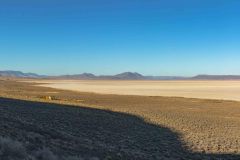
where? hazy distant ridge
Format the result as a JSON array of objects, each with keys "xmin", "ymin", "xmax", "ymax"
[
  {"xmin": 0, "ymin": 71, "xmax": 45, "ymax": 78},
  {"xmin": 191, "ymin": 75, "xmax": 240, "ymax": 80},
  {"xmin": 54, "ymin": 72, "xmax": 186, "ymax": 80},
  {"xmin": 1, "ymin": 70, "xmax": 240, "ymax": 80}
]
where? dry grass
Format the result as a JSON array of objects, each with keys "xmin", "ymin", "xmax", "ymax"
[{"xmin": 0, "ymin": 79, "xmax": 240, "ymax": 159}]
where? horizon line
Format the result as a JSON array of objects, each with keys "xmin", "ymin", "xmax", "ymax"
[{"xmin": 1, "ymin": 70, "xmax": 240, "ymax": 77}]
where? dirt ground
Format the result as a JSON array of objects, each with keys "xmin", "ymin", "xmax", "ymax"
[{"xmin": 0, "ymin": 78, "xmax": 240, "ymax": 159}]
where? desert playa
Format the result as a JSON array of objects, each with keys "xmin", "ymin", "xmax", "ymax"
[
  {"xmin": 29, "ymin": 80, "xmax": 240, "ymax": 101},
  {"xmin": 1, "ymin": 79, "xmax": 240, "ymax": 159}
]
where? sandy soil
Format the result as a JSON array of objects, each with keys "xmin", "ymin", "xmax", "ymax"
[
  {"xmin": 1, "ymin": 79, "xmax": 240, "ymax": 159},
  {"xmin": 27, "ymin": 80, "xmax": 240, "ymax": 101}
]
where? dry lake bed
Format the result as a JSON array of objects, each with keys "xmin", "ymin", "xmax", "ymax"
[{"xmin": 27, "ymin": 80, "xmax": 240, "ymax": 101}]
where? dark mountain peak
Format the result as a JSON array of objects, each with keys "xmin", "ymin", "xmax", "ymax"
[
  {"xmin": 114, "ymin": 72, "xmax": 144, "ymax": 80},
  {"xmin": 58, "ymin": 73, "xmax": 96, "ymax": 79},
  {"xmin": 116, "ymin": 72, "xmax": 143, "ymax": 76},
  {"xmin": 81, "ymin": 73, "xmax": 96, "ymax": 77}
]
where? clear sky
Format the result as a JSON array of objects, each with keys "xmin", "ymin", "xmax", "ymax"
[{"xmin": 0, "ymin": 0, "xmax": 240, "ymax": 76}]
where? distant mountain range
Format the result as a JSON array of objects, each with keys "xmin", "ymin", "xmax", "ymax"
[
  {"xmin": 0, "ymin": 71, "xmax": 46, "ymax": 78},
  {"xmin": 191, "ymin": 75, "xmax": 240, "ymax": 80},
  {"xmin": 51, "ymin": 72, "xmax": 187, "ymax": 80},
  {"xmin": 1, "ymin": 70, "xmax": 240, "ymax": 80}
]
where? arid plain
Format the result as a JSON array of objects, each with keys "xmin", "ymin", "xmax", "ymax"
[
  {"xmin": 1, "ymin": 79, "xmax": 240, "ymax": 159},
  {"xmin": 29, "ymin": 79, "xmax": 240, "ymax": 101}
]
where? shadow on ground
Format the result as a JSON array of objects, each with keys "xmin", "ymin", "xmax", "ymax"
[{"xmin": 0, "ymin": 97, "xmax": 239, "ymax": 160}]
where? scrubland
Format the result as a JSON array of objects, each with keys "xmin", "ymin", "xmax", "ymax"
[{"xmin": 0, "ymin": 79, "xmax": 240, "ymax": 159}]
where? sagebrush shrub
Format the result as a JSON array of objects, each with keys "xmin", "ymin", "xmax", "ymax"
[
  {"xmin": 0, "ymin": 137, "xmax": 27, "ymax": 160},
  {"xmin": 0, "ymin": 136, "xmax": 84, "ymax": 160}
]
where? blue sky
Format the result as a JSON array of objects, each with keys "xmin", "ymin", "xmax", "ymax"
[{"xmin": 0, "ymin": 0, "xmax": 240, "ymax": 76}]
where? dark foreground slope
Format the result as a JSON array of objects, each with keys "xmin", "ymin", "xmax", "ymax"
[
  {"xmin": 0, "ymin": 97, "xmax": 185, "ymax": 160},
  {"xmin": 0, "ymin": 97, "xmax": 239, "ymax": 160}
]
